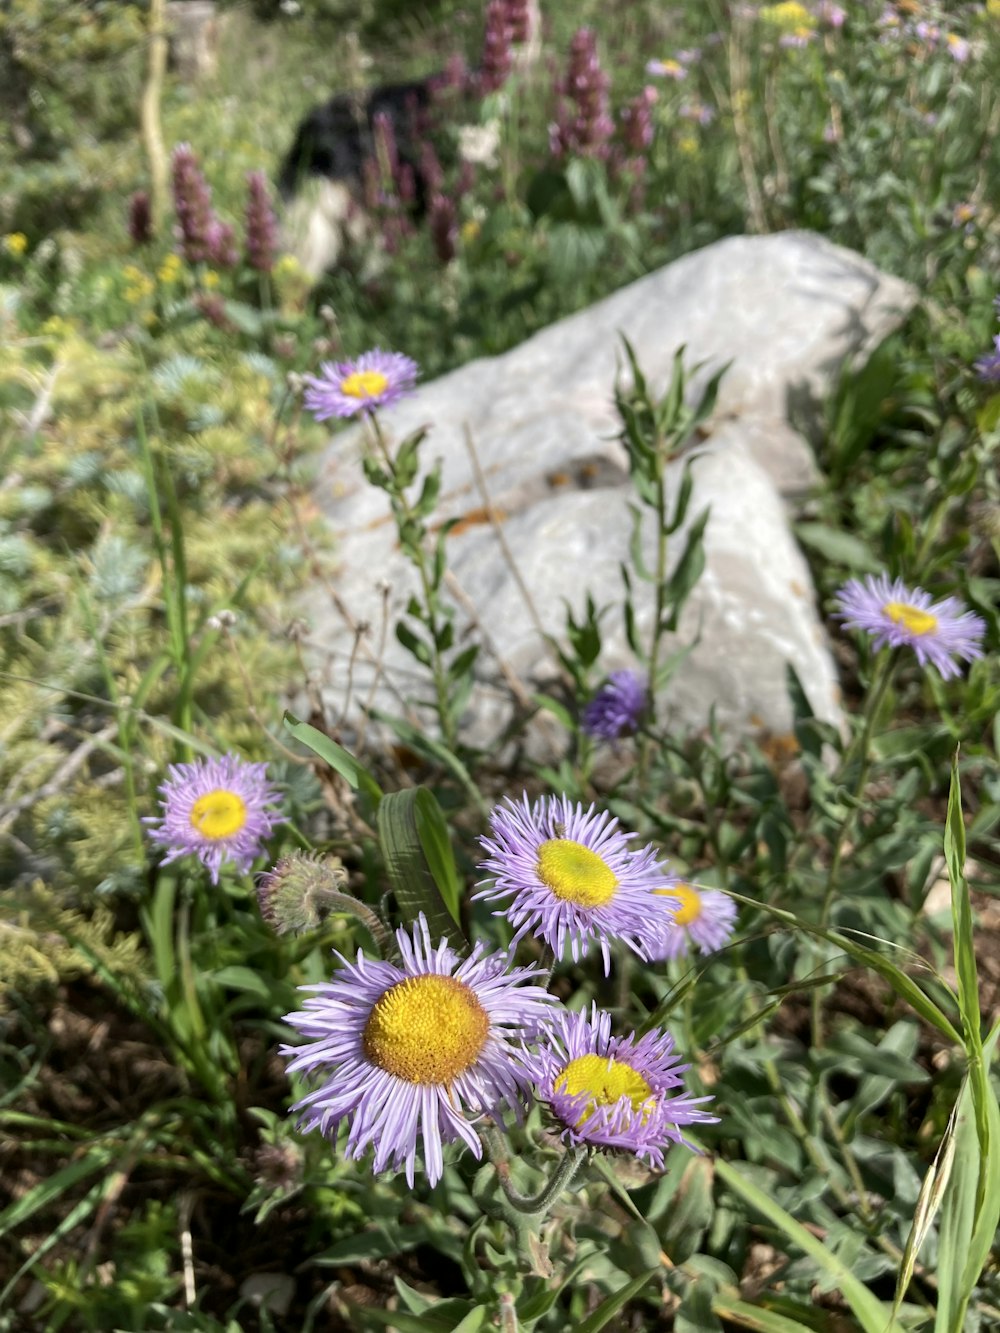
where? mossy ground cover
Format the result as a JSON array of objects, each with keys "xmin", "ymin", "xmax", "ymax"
[{"xmin": 1, "ymin": 2, "xmax": 999, "ymax": 1330}]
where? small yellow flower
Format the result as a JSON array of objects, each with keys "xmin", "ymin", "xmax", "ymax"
[
  {"xmin": 157, "ymin": 253, "xmax": 183, "ymax": 284},
  {"xmin": 460, "ymin": 219, "xmax": 481, "ymax": 244},
  {"xmin": 202, "ymin": 270, "xmax": 220, "ymax": 289},
  {"xmin": 41, "ymin": 315, "xmax": 75, "ymax": 339},
  {"xmin": 677, "ymin": 132, "xmax": 700, "ymax": 157},
  {"xmin": 4, "ymin": 232, "xmax": 28, "ymax": 257},
  {"xmin": 274, "ymin": 254, "xmax": 305, "ymax": 280},
  {"xmin": 759, "ymin": 2, "xmax": 816, "ymax": 31},
  {"xmin": 987, "ymin": 0, "xmax": 1000, "ymax": 16}
]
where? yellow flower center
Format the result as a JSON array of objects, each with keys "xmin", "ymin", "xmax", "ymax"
[
  {"xmin": 536, "ymin": 839, "xmax": 617, "ymax": 907},
  {"xmin": 883, "ymin": 601, "xmax": 938, "ymax": 637},
  {"xmin": 656, "ymin": 882, "xmax": 702, "ymax": 926},
  {"xmin": 189, "ymin": 789, "xmax": 248, "ymax": 840},
  {"xmin": 363, "ymin": 974, "xmax": 489, "ymax": 1084},
  {"xmin": 340, "ymin": 370, "xmax": 389, "ymax": 400},
  {"xmin": 556, "ymin": 1053, "xmax": 654, "ymax": 1124}
]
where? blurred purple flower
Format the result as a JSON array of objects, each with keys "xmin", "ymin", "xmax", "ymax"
[
  {"xmin": 479, "ymin": 0, "xmax": 513, "ymax": 94},
  {"xmin": 582, "ymin": 669, "xmax": 648, "ymax": 740},
  {"xmin": 550, "ymin": 28, "xmax": 614, "ymax": 160},
  {"xmin": 244, "ymin": 170, "xmax": 279, "ymax": 273},
  {"xmin": 975, "ymin": 335, "xmax": 1000, "ymax": 384},
  {"xmin": 128, "ymin": 190, "xmax": 152, "ymax": 246}
]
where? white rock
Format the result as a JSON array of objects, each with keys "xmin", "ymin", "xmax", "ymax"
[{"xmin": 299, "ymin": 232, "xmax": 915, "ymax": 755}]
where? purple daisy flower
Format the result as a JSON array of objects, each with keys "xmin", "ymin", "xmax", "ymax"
[
  {"xmin": 834, "ymin": 574, "xmax": 986, "ymax": 680},
  {"xmin": 582, "ymin": 669, "xmax": 648, "ymax": 741},
  {"xmin": 302, "ymin": 348, "xmax": 418, "ymax": 420},
  {"xmin": 475, "ymin": 794, "xmax": 678, "ymax": 974},
  {"xmin": 144, "ymin": 754, "xmax": 285, "ymax": 885},
  {"xmin": 647, "ymin": 882, "xmax": 738, "ymax": 961},
  {"xmin": 645, "ymin": 57, "xmax": 688, "ymax": 80},
  {"xmin": 525, "ymin": 1004, "xmax": 717, "ymax": 1168},
  {"xmin": 280, "ymin": 915, "xmax": 556, "ymax": 1187},
  {"xmin": 975, "ymin": 334, "xmax": 1000, "ymax": 384}
]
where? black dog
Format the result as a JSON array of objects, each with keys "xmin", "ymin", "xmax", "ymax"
[{"xmin": 277, "ymin": 74, "xmax": 454, "ymax": 207}]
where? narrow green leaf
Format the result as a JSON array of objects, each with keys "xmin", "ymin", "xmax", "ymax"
[
  {"xmin": 573, "ymin": 1268, "xmax": 660, "ymax": 1333},
  {"xmin": 935, "ymin": 1035, "xmax": 1000, "ymax": 1333},
  {"xmin": 712, "ymin": 1158, "xmax": 901, "ymax": 1333},
  {"xmin": 412, "ymin": 787, "xmax": 463, "ymax": 926},
  {"xmin": 710, "ymin": 1295, "xmax": 819, "ymax": 1333},
  {"xmin": 944, "ymin": 754, "xmax": 981, "ymax": 1062},
  {"xmin": 0, "ymin": 1146, "xmax": 115, "ymax": 1235},
  {"xmin": 377, "ymin": 789, "xmax": 467, "ymax": 948},
  {"xmin": 283, "ymin": 712, "xmax": 383, "ymax": 802},
  {"xmin": 725, "ymin": 891, "xmax": 962, "ymax": 1045}
]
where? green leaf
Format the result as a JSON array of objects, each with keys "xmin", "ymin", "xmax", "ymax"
[
  {"xmin": 573, "ymin": 1268, "xmax": 660, "ymax": 1333},
  {"xmin": 935, "ymin": 1031, "xmax": 1000, "ymax": 1332},
  {"xmin": 283, "ymin": 712, "xmax": 383, "ymax": 802},
  {"xmin": 726, "ymin": 891, "xmax": 962, "ymax": 1045},
  {"xmin": 211, "ymin": 965, "xmax": 273, "ymax": 999},
  {"xmin": 377, "ymin": 788, "xmax": 467, "ymax": 948},
  {"xmin": 944, "ymin": 754, "xmax": 979, "ymax": 1059},
  {"xmin": 793, "ymin": 522, "xmax": 880, "ymax": 572},
  {"xmin": 710, "ymin": 1294, "xmax": 821, "ymax": 1332},
  {"xmin": 712, "ymin": 1157, "xmax": 901, "ymax": 1333},
  {"xmin": 0, "ymin": 1145, "xmax": 116, "ymax": 1237}
]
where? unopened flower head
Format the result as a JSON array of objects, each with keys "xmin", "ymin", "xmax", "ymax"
[
  {"xmin": 257, "ymin": 851, "xmax": 349, "ymax": 934},
  {"xmin": 582, "ymin": 669, "xmax": 648, "ymax": 741},
  {"xmin": 476, "ymin": 794, "xmax": 678, "ymax": 973},
  {"xmin": 834, "ymin": 574, "xmax": 986, "ymax": 679},
  {"xmin": 280, "ymin": 914, "xmax": 556, "ymax": 1186},
  {"xmin": 303, "ymin": 348, "xmax": 419, "ymax": 420},
  {"xmin": 525, "ymin": 1004, "xmax": 717, "ymax": 1167},
  {"xmin": 144, "ymin": 753, "xmax": 285, "ymax": 884},
  {"xmin": 647, "ymin": 882, "xmax": 738, "ymax": 961}
]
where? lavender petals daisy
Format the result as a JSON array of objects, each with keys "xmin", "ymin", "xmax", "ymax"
[
  {"xmin": 525, "ymin": 1004, "xmax": 717, "ymax": 1168},
  {"xmin": 582, "ymin": 669, "xmax": 648, "ymax": 741},
  {"xmin": 647, "ymin": 883, "xmax": 738, "ymax": 962},
  {"xmin": 475, "ymin": 793, "xmax": 678, "ymax": 973},
  {"xmin": 834, "ymin": 573, "xmax": 986, "ymax": 680},
  {"xmin": 302, "ymin": 347, "xmax": 418, "ymax": 420},
  {"xmin": 144, "ymin": 753, "xmax": 285, "ymax": 885},
  {"xmin": 280, "ymin": 915, "xmax": 557, "ymax": 1187}
]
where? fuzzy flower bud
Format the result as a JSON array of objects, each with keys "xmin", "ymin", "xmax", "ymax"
[
  {"xmin": 550, "ymin": 28, "xmax": 614, "ymax": 160},
  {"xmin": 256, "ymin": 851, "xmax": 349, "ymax": 935},
  {"xmin": 244, "ymin": 170, "xmax": 278, "ymax": 273}
]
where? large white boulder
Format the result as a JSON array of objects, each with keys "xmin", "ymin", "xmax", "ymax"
[{"xmin": 299, "ymin": 232, "xmax": 915, "ymax": 753}]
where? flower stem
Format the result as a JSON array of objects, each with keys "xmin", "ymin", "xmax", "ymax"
[
  {"xmin": 369, "ymin": 418, "xmax": 458, "ymax": 752},
  {"xmin": 811, "ymin": 646, "xmax": 899, "ymax": 1047}
]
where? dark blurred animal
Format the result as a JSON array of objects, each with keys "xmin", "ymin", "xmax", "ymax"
[
  {"xmin": 277, "ymin": 72, "xmax": 461, "ymax": 279},
  {"xmin": 278, "ymin": 77, "xmax": 437, "ymax": 202}
]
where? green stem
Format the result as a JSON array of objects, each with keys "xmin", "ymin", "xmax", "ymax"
[
  {"xmin": 497, "ymin": 1146, "xmax": 587, "ymax": 1217},
  {"xmin": 638, "ymin": 451, "xmax": 668, "ymax": 786},
  {"xmin": 370, "ymin": 418, "xmax": 458, "ymax": 753},
  {"xmin": 812, "ymin": 647, "xmax": 899, "ymax": 1047}
]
